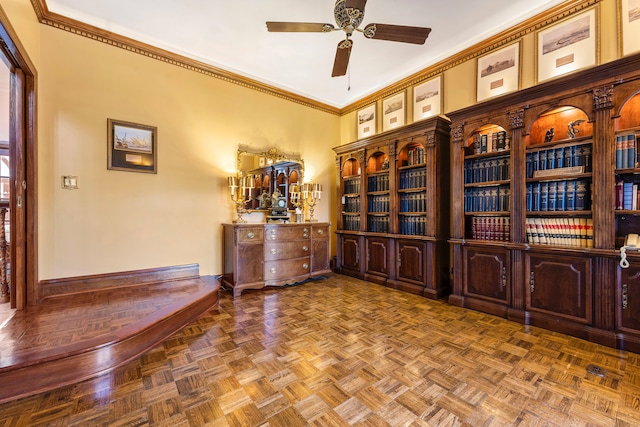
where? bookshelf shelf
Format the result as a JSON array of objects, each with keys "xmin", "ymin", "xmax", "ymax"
[{"xmin": 334, "ymin": 116, "xmax": 451, "ymax": 298}]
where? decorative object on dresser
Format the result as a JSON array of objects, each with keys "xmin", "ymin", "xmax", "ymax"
[
  {"xmin": 222, "ymin": 223, "xmax": 331, "ymax": 297},
  {"xmin": 333, "ymin": 116, "xmax": 451, "ymax": 299},
  {"xmin": 228, "ymin": 175, "xmax": 254, "ymax": 223},
  {"xmin": 448, "ymin": 51, "xmax": 640, "ymax": 353},
  {"xmin": 229, "ymin": 146, "xmax": 304, "ymax": 220},
  {"xmin": 302, "ymin": 182, "xmax": 322, "ymax": 222}
]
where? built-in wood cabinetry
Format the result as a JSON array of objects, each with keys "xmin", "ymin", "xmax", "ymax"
[
  {"xmin": 222, "ymin": 222, "xmax": 330, "ymax": 297},
  {"xmin": 449, "ymin": 52, "xmax": 640, "ymax": 352},
  {"xmin": 333, "ymin": 116, "xmax": 450, "ymax": 298}
]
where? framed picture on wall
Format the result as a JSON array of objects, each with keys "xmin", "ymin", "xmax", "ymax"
[
  {"xmin": 536, "ymin": 8, "xmax": 598, "ymax": 83},
  {"xmin": 357, "ymin": 104, "xmax": 376, "ymax": 139},
  {"xmin": 107, "ymin": 119, "xmax": 157, "ymax": 173},
  {"xmin": 619, "ymin": 0, "xmax": 640, "ymax": 55},
  {"xmin": 382, "ymin": 92, "xmax": 405, "ymax": 132},
  {"xmin": 477, "ymin": 42, "xmax": 520, "ymax": 102},
  {"xmin": 413, "ymin": 76, "xmax": 442, "ymax": 122}
]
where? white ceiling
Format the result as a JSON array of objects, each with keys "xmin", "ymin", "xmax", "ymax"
[{"xmin": 46, "ymin": 0, "xmax": 567, "ymax": 109}]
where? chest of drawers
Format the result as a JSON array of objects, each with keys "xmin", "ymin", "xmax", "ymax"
[{"xmin": 222, "ymin": 222, "xmax": 331, "ymax": 297}]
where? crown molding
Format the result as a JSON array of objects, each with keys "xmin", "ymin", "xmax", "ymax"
[
  {"xmin": 29, "ymin": 0, "xmax": 341, "ymax": 116},
  {"xmin": 341, "ymin": 0, "xmax": 601, "ymax": 115},
  {"xmin": 30, "ymin": 0, "xmax": 599, "ymax": 117}
]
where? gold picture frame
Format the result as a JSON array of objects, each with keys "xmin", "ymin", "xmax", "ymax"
[
  {"xmin": 382, "ymin": 92, "xmax": 405, "ymax": 132},
  {"xmin": 357, "ymin": 104, "xmax": 376, "ymax": 139},
  {"xmin": 535, "ymin": 7, "xmax": 599, "ymax": 83},
  {"xmin": 619, "ymin": 0, "xmax": 640, "ymax": 56},
  {"xmin": 413, "ymin": 75, "xmax": 442, "ymax": 122},
  {"xmin": 107, "ymin": 119, "xmax": 157, "ymax": 174},
  {"xmin": 476, "ymin": 41, "xmax": 520, "ymax": 102}
]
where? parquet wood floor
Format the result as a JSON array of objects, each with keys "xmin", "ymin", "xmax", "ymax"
[{"xmin": 1, "ymin": 274, "xmax": 639, "ymax": 426}]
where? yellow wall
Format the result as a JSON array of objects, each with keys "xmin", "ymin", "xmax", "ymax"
[{"xmin": 0, "ymin": 0, "xmax": 628, "ymax": 282}]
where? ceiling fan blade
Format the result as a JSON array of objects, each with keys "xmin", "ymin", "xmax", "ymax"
[
  {"xmin": 345, "ymin": 0, "xmax": 367, "ymax": 12},
  {"xmin": 363, "ymin": 23, "xmax": 431, "ymax": 44},
  {"xmin": 266, "ymin": 22, "xmax": 335, "ymax": 32},
  {"xmin": 332, "ymin": 39, "xmax": 353, "ymax": 77}
]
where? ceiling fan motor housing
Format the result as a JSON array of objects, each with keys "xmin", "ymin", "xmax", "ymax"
[{"xmin": 334, "ymin": 0, "xmax": 365, "ymax": 35}]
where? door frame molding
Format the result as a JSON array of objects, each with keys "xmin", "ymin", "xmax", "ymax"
[{"xmin": 0, "ymin": 6, "xmax": 38, "ymax": 308}]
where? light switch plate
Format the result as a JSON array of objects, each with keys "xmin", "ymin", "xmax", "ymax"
[{"xmin": 61, "ymin": 175, "xmax": 78, "ymax": 189}]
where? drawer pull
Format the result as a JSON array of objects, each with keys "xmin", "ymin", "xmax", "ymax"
[
  {"xmin": 530, "ymin": 271, "xmax": 535, "ymax": 293},
  {"xmin": 317, "ymin": 229, "xmax": 324, "ymax": 235},
  {"xmin": 270, "ymin": 268, "xmax": 276, "ymax": 274},
  {"xmin": 270, "ymin": 248, "xmax": 277, "ymax": 255},
  {"xmin": 302, "ymin": 246, "xmax": 309, "ymax": 252},
  {"xmin": 271, "ymin": 235, "xmax": 277, "ymax": 240},
  {"xmin": 302, "ymin": 263, "xmax": 309, "ymax": 270},
  {"xmin": 623, "ymin": 284, "xmax": 629, "ymax": 310},
  {"xmin": 270, "ymin": 230, "xmax": 276, "ymax": 234},
  {"xmin": 303, "ymin": 228, "xmax": 309, "ymax": 233},
  {"xmin": 247, "ymin": 232, "xmax": 255, "ymax": 239}
]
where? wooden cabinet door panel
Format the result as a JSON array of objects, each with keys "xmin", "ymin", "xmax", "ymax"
[
  {"xmin": 341, "ymin": 236, "xmax": 360, "ymax": 270},
  {"xmin": 312, "ymin": 240, "xmax": 330, "ymax": 273},
  {"xmin": 618, "ymin": 262, "xmax": 640, "ymax": 332},
  {"xmin": 463, "ymin": 247, "xmax": 509, "ymax": 303},
  {"xmin": 526, "ymin": 254, "xmax": 591, "ymax": 324},
  {"xmin": 397, "ymin": 240, "xmax": 425, "ymax": 284},
  {"xmin": 237, "ymin": 243, "xmax": 264, "ymax": 283},
  {"xmin": 367, "ymin": 238, "xmax": 389, "ymax": 276}
]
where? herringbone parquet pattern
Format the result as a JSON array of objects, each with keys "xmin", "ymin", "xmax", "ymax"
[{"xmin": 1, "ymin": 274, "xmax": 640, "ymax": 426}]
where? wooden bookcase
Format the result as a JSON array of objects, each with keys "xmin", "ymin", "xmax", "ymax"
[
  {"xmin": 448, "ymin": 52, "xmax": 640, "ymax": 352},
  {"xmin": 333, "ymin": 116, "xmax": 451, "ymax": 299}
]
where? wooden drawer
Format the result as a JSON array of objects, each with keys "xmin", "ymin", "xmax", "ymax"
[
  {"xmin": 312, "ymin": 224, "xmax": 329, "ymax": 239},
  {"xmin": 265, "ymin": 241, "xmax": 311, "ymax": 261},
  {"xmin": 237, "ymin": 227, "xmax": 263, "ymax": 243},
  {"xmin": 265, "ymin": 225, "xmax": 311, "ymax": 241},
  {"xmin": 265, "ymin": 258, "xmax": 311, "ymax": 280}
]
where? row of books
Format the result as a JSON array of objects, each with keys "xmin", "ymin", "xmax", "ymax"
[
  {"xmin": 403, "ymin": 146, "xmax": 425, "ymax": 166},
  {"xmin": 343, "ymin": 197, "xmax": 361, "ymax": 213},
  {"xmin": 342, "ymin": 215, "xmax": 360, "ymax": 231},
  {"xmin": 525, "ymin": 143, "xmax": 592, "ymax": 178},
  {"xmin": 367, "ymin": 216, "xmax": 390, "ymax": 233},
  {"xmin": 399, "ymin": 169, "xmax": 427, "ymax": 189},
  {"xmin": 615, "ymin": 133, "xmax": 638, "ymax": 170},
  {"xmin": 343, "ymin": 177, "xmax": 361, "ymax": 195},
  {"xmin": 615, "ymin": 180, "xmax": 640, "ymax": 210},
  {"xmin": 525, "ymin": 217, "xmax": 593, "ymax": 248},
  {"xmin": 464, "ymin": 155, "xmax": 510, "ymax": 184},
  {"xmin": 400, "ymin": 193, "xmax": 427, "ymax": 213},
  {"xmin": 368, "ymin": 195, "xmax": 389, "ymax": 213},
  {"xmin": 470, "ymin": 216, "xmax": 511, "ymax": 242},
  {"xmin": 367, "ymin": 174, "xmax": 389, "ymax": 192},
  {"xmin": 464, "ymin": 185, "xmax": 510, "ymax": 213},
  {"xmin": 472, "ymin": 130, "xmax": 509, "ymax": 154},
  {"xmin": 399, "ymin": 216, "xmax": 427, "ymax": 236},
  {"xmin": 526, "ymin": 179, "xmax": 590, "ymax": 212}
]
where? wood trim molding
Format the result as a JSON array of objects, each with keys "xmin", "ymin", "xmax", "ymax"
[
  {"xmin": 30, "ymin": 0, "xmax": 600, "ymax": 117},
  {"xmin": 38, "ymin": 263, "xmax": 201, "ymax": 299},
  {"xmin": 29, "ymin": 0, "xmax": 341, "ymax": 116},
  {"xmin": 342, "ymin": 0, "xmax": 601, "ymax": 114}
]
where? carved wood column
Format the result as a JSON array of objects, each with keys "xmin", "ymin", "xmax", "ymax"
[
  {"xmin": 592, "ymin": 85, "xmax": 616, "ymax": 334},
  {"xmin": 449, "ymin": 122, "xmax": 465, "ymax": 302},
  {"xmin": 508, "ymin": 109, "xmax": 526, "ymax": 314}
]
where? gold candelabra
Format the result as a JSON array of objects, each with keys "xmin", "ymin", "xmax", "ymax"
[
  {"xmin": 289, "ymin": 183, "xmax": 305, "ymax": 223},
  {"xmin": 302, "ymin": 182, "xmax": 322, "ymax": 222},
  {"xmin": 228, "ymin": 175, "xmax": 254, "ymax": 223}
]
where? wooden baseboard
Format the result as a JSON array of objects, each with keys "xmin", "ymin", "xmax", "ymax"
[{"xmin": 39, "ymin": 264, "xmax": 200, "ymax": 300}]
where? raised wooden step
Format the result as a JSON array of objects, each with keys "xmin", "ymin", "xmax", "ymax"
[{"xmin": 0, "ymin": 268, "xmax": 220, "ymax": 403}]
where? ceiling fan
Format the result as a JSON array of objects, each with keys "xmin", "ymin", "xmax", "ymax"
[{"xmin": 266, "ymin": 0, "xmax": 431, "ymax": 77}]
